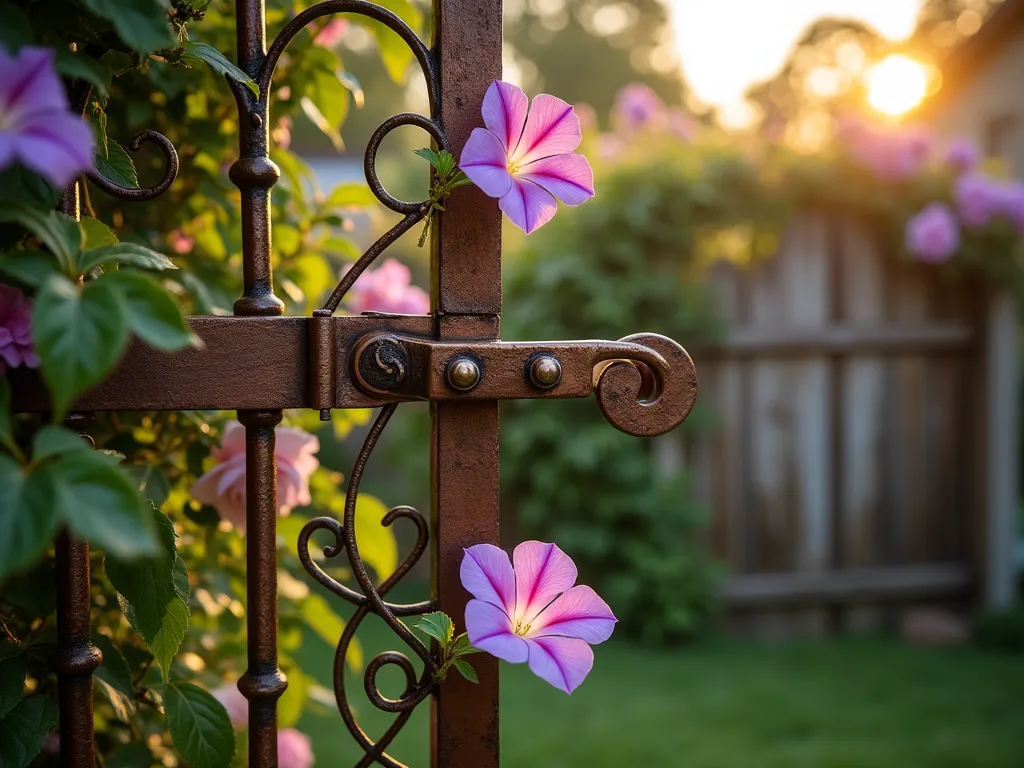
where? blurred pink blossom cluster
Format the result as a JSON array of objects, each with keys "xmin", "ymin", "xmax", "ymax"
[
  {"xmin": 0, "ymin": 283, "xmax": 38, "ymax": 375},
  {"xmin": 212, "ymin": 687, "xmax": 314, "ymax": 768},
  {"xmin": 592, "ymin": 83, "xmax": 697, "ymax": 159},
  {"xmin": 342, "ymin": 258, "xmax": 429, "ymax": 315},
  {"xmin": 836, "ymin": 116, "xmax": 933, "ymax": 182}
]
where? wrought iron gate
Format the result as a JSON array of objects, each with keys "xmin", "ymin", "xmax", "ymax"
[{"xmin": 10, "ymin": 0, "xmax": 698, "ymax": 764}]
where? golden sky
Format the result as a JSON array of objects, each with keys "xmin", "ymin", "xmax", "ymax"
[{"xmin": 669, "ymin": 0, "xmax": 924, "ymax": 125}]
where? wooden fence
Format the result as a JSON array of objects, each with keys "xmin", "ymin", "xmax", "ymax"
[{"xmin": 668, "ymin": 213, "xmax": 1019, "ymax": 635}]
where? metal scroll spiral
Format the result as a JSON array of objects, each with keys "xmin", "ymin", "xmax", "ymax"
[
  {"xmin": 258, "ymin": 0, "xmax": 446, "ymax": 316},
  {"xmin": 298, "ymin": 404, "xmax": 434, "ymax": 768}
]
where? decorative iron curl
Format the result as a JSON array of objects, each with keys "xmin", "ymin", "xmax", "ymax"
[
  {"xmin": 593, "ymin": 333, "xmax": 699, "ymax": 437},
  {"xmin": 298, "ymin": 404, "xmax": 434, "ymax": 767},
  {"xmin": 256, "ymin": 0, "xmax": 446, "ymax": 315},
  {"xmin": 86, "ymin": 130, "xmax": 179, "ymax": 202}
]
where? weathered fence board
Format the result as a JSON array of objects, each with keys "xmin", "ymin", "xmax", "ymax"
[{"xmin": 677, "ymin": 212, "xmax": 1017, "ymax": 634}]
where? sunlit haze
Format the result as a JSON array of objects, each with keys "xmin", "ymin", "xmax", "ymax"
[
  {"xmin": 669, "ymin": 0, "xmax": 924, "ymax": 126},
  {"xmin": 866, "ymin": 53, "xmax": 930, "ymax": 115}
]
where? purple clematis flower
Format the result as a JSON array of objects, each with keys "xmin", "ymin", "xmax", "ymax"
[
  {"xmin": 906, "ymin": 202, "xmax": 960, "ymax": 264},
  {"xmin": 461, "ymin": 541, "xmax": 616, "ymax": 694},
  {"xmin": 0, "ymin": 46, "xmax": 94, "ymax": 188},
  {"xmin": 460, "ymin": 81, "xmax": 594, "ymax": 235}
]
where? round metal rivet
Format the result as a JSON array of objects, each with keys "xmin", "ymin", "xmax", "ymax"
[
  {"xmin": 529, "ymin": 355, "xmax": 562, "ymax": 390},
  {"xmin": 446, "ymin": 357, "xmax": 481, "ymax": 392}
]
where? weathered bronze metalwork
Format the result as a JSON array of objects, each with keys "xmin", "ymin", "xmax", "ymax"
[{"xmin": 18, "ymin": 0, "xmax": 700, "ymax": 764}]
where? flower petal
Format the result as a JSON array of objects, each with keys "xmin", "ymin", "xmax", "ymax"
[
  {"xmin": 0, "ymin": 47, "xmax": 67, "ymax": 118},
  {"xmin": 528, "ymin": 585, "xmax": 617, "ymax": 643},
  {"xmin": 498, "ymin": 178, "xmax": 557, "ymax": 235},
  {"xmin": 190, "ymin": 463, "xmax": 231, "ymax": 506},
  {"xmin": 511, "ymin": 94, "xmax": 581, "ymax": 165},
  {"xmin": 460, "ymin": 128, "xmax": 513, "ymax": 199},
  {"xmin": 214, "ymin": 421, "xmax": 247, "ymax": 461},
  {"xmin": 519, "ymin": 154, "xmax": 594, "ymax": 206},
  {"xmin": 513, "ymin": 541, "xmax": 577, "ymax": 624},
  {"xmin": 460, "ymin": 544, "xmax": 515, "ymax": 615},
  {"xmin": 465, "ymin": 599, "xmax": 528, "ymax": 663},
  {"xmin": 14, "ymin": 114, "xmax": 95, "ymax": 189},
  {"xmin": 525, "ymin": 636, "xmax": 594, "ymax": 694},
  {"xmin": 481, "ymin": 80, "xmax": 529, "ymax": 153}
]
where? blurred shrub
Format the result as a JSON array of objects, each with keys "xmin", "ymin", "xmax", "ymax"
[
  {"xmin": 973, "ymin": 605, "xmax": 1024, "ymax": 653},
  {"xmin": 498, "ymin": 148, "xmax": 767, "ymax": 643}
]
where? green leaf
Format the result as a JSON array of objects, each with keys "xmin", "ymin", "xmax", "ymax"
[
  {"xmin": 94, "ymin": 138, "xmax": 140, "ymax": 190},
  {"xmin": 104, "ymin": 271, "xmax": 196, "ymax": 351},
  {"xmin": 78, "ymin": 243, "xmax": 177, "ymax": 274},
  {"xmin": 80, "ymin": 218, "xmax": 119, "ymax": 250},
  {"xmin": 32, "ymin": 274, "xmax": 129, "ymax": 418},
  {"xmin": 277, "ymin": 668, "xmax": 309, "ymax": 728},
  {"xmin": 298, "ymin": 593, "xmax": 363, "ymax": 670},
  {"xmin": 107, "ymin": 742, "xmax": 157, "ymax": 768},
  {"xmin": 353, "ymin": 494, "xmax": 398, "ymax": 580},
  {"xmin": 53, "ymin": 450, "xmax": 158, "ymax": 559},
  {"xmin": 106, "ymin": 508, "xmax": 188, "ymax": 681},
  {"xmin": 453, "ymin": 658, "xmax": 479, "ymax": 683},
  {"xmin": 450, "ymin": 632, "xmax": 481, "ymax": 658},
  {"xmin": 54, "ymin": 49, "xmax": 112, "ymax": 97},
  {"xmin": 0, "ymin": 656, "xmax": 26, "ymax": 720},
  {"xmin": 0, "ymin": 457, "xmax": 60, "ymax": 583},
  {"xmin": 32, "ymin": 425, "xmax": 89, "ymax": 462},
  {"xmin": 0, "ymin": 696, "xmax": 58, "ymax": 768},
  {"xmin": 326, "ymin": 183, "xmax": 376, "ymax": 208},
  {"xmin": 0, "ymin": 206, "xmax": 80, "ymax": 273},
  {"xmin": 299, "ymin": 93, "xmax": 345, "ymax": 152},
  {"xmin": 0, "ymin": 2, "xmax": 32, "ymax": 52},
  {"xmin": 163, "ymin": 681, "xmax": 236, "ymax": 768},
  {"xmin": 0, "ymin": 250, "xmax": 61, "ymax": 289},
  {"xmin": 180, "ymin": 42, "xmax": 259, "ymax": 97},
  {"xmin": 0, "ymin": 379, "xmax": 13, "ymax": 455},
  {"xmin": 413, "ymin": 612, "xmax": 454, "ymax": 645},
  {"xmin": 79, "ymin": 0, "xmax": 175, "ymax": 54},
  {"xmin": 357, "ymin": 0, "xmax": 423, "ymax": 83},
  {"xmin": 93, "ymin": 634, "xmax": 136, "ymax": 723}
]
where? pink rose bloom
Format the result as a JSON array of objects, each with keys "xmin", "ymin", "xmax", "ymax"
[
  {"xmin": 459, "ymin": 81, "xmax": 594, "ymax": 234},
  {"xmin": 945, "ymin": 138, "xmax": 979, "ymax": 174},
  {"xmin": 955, "ymin": 173, "xmax": 1002, "ymax": 227},
  {"xmin": 278, "ymin": 728, "xmax": 314, "ymax": 768},
  {"xmin": 211, "ymin": 685, "xmax": 248, "ymax": 731},
  {"xmin": 0, "ymin": 46, "xmax": 94, "ymax": 187},
  {"xmin": 612, "ymin": 83, "xmax": 665, "ymax": 133},
  {"xmin": 0, "ymin": 283, "xmax": 38, "ymax": 374},
  {"xmin": 906, "ymin": 203, "xmax": 960, "ymax": 264},
  {"xmin": 842, "ymin": 119, "xmax": 932, "ymax": 182},
  {"xmin": 343, "ymin": 258, "xmax": 429, "ymax": 315},
  {"xmin": 190, "ymin": 421, "xmax": 319, "ymax": 532},
  {"xmin": 313, "ymin": 18, "xmax": 348, "ymax": 47},
  {"xmin": 169, "ymin": 230, "xmax": 194, "ymax": 255}
]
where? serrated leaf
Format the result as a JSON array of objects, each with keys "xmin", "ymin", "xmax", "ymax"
[
  {"xmin": 180, "ymin": 42, "xmax": 259, "ymax": 97},
  {"xmin": 104, "ymin": 271, "xmax": 196, "ymax": 351},
  {"xmin": 80, "ymin": 218, "xmax": 119, "ymax": 250},
  {"xmin": 94, "ymin": 138, "xmax": 139, "ymax": 190},
  {"xmin": 0, "ymin": 206, "xmax": 80, "ymax": 273},
  {"xmin": 451, "ymin": 632, "xmax": 481, "ymax": 658},
  {"xmin": 0, "ymin": 457, "xmax": 60, "ymax": 583},
  {"xmin": 78, "ymin": 242, "xmax": 177, "ymax": 274},
  {"xmin": 453, "ymin": 658, "xmax": 479, "ymax": 684},
  {"xmin": 93, "ymin": 632, "xmax": 136, "ymax": 723},
  {"xmin": 0, "ymin": 250, "xmax": 58, "ymax": 289},
  {"xmin": 163, "ymin": 681, "xmax": 235, "ymax": 768},
  {"xmin": 79, "ymin": 0, "xmax": 175, "ymax": 54},
  {"xmin": 53, "ymin": 450, "xmax": 158, "ymax": 559},
  {"xmin": 32, "ymin": 274, "xmax": 129, "ymax": 419},
  {"xmin": 106, "ymin": 508, "xmax": 188, "ymax": 681},
  {"xmin": 0, "ymin": 656, "xmax": 26, "ymax": 720},
  {"xmin": 413, "ymin": 612, "xmax": 453, "ymax": 645},
  {"xmin": 54, "ymin": 49, "xmax": 112, "ymax": 97},
  {"xmin": 0, "ymin": 696, "xmax": 58, "ymax": 768}
]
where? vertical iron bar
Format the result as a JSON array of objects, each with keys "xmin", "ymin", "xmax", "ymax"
[
  {"xmin": 231, "ymin": 0, "xmax": 284, "ymax": 317},
  {"xmin": 236, "ymin": 409, "xmax": 287, "ymax": 766},
  {"xmin": 53, "ymin": 410, "xmax": 101, "ymax": 767},
  {"xmin": 430, "ymin": 0, "xmax": 503, "ymax": 764}
]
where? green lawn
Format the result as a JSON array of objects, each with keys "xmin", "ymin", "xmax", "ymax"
[{"xmin": 297, "ymin": 614, "xmax": 1024, "ymax": 767}]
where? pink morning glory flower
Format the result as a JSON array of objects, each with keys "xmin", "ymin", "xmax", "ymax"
[
  {"xmin": 906, "ymin": 202, "xmax": 960, "ymax": 264},
  {"xmin": 612, "ymin": 83, "xmax": 666, "ymax": 133},
  {"xmin": 0, "ymin": 46, "xmax": 94, "ymax": 188},
  {"xmin": 190, "ymin": 421, "xmax": 319, "ymax": 532},
  {"xmin": 342, "ymin": 257, "xmax": 429, "ymax": 315},
  {"xmin": 461, "ymin": 541, "xmax": 616, "ymax": 694},
  {"xmin": 460, "ymin": 81, "xmax": 595, "ymax": 234},
  {"xmin": 0, "ymin": 283, "xmax": 38, "ymax": 374}
]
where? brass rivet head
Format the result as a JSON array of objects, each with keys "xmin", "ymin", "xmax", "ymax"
[
  {"xmin": 446, "ymin": 356, "xmax": 481, "ymax": 392},
  {"xmin": 529, "ymin": 355, "xmax": 562, "ymax": 390}
]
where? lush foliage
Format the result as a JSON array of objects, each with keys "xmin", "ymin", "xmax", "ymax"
[{"xmin": 0, "ymin": 1, "xmax": 429, "ymax": 766}]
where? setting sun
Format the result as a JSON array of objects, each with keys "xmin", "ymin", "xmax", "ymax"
[{"xmin": 865, "ymin": 54, "xmax": 929, "ymax": 116}]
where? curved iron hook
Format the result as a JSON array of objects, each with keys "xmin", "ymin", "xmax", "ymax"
[{"xmin": 86, "ymin": 130, "xmax": 180, "ymax": 202}]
